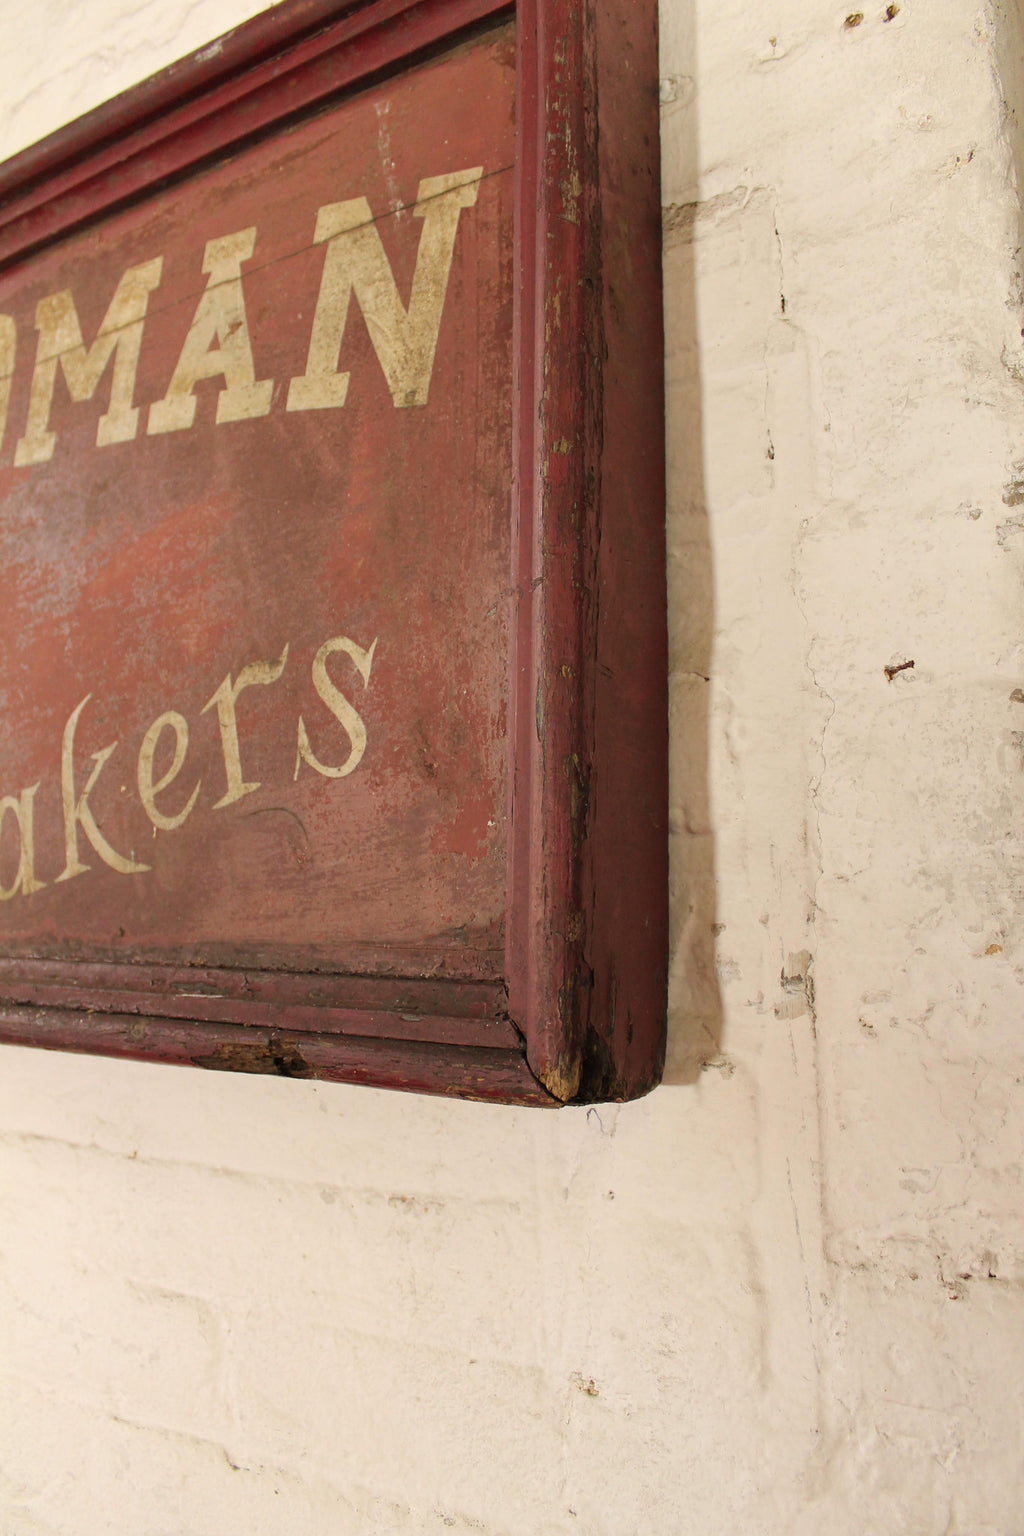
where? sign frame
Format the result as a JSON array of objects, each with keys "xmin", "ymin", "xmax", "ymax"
[{"xmin": 0, "ymin": 0, "xmax": 666, "ymax": 1105}]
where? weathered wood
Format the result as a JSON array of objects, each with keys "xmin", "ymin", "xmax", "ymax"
[
  {"xmin": 0, "ymin": 21, "xmax": 516, "ymax": 968},
  {"xmin": 510, "ymin": 0, "xmax": 667, "ymax": 1099},
  {"xmin": 580, "ymin": 0, "xmax": 668, "ymax": 1098},
  {"xmin": 0, "ymin": 958, "xmax": 515, "ymax": 1046},
  {"xmin": 0, "ymin": 1004, "xmax": 555, "ymax": 1105},
  {"xmin": 0, "ymin": 0, "xmax": 666, "ymax": 1104}
]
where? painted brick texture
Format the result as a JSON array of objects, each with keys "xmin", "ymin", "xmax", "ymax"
[{"xmin": 2, "ymin": 1, "xmax": 1024, "ymax": 1532}]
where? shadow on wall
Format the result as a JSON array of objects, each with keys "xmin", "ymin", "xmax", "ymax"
[{"xmin": 659, "ymin": 8, "xmax": 724, "ymax": 1086}]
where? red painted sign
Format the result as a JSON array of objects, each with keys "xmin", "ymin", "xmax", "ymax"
[
  {"xmin": 0, "ymin": 25, "xmax": 513, "ymax": 976},
  {"xmin": 0, "ymin": 0, "xmax": 666, "ymax": 1104}
]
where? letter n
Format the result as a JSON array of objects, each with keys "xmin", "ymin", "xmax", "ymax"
[{"xmin": 287, "ymin": 168, "xmax": 482, "ymax": 412}]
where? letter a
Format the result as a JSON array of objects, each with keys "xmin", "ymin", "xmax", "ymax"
[
  {"xmin": 0, "ymin": 784, "xmax": 45, "ymax": 900},
  {"xmin": 287, "ymin": 168, "xmax": 482, "ymax": 411},
  {"xmin": 148, "ymin": 228, "xmax": 272, "ymax": 434}
]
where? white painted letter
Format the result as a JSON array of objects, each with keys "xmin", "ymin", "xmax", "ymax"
[
  {"xmin": 0, "ymin": 784, "xmax": 45, "ymax": 899},
  {"xmin": 14, "ymin": 258, "xmax": 163, "ymax": 465},
  {"xmin": 137, "ymin": 711, "xmax": 201, "ymax": 831},
  {"xmin": 287, "ymin": 168, "xmax": 482, "ymax": 411},
  {"xmin": 0, "ymin": 315, "xmax": 15, "ymax": 454},
  {"xmin": 294, "ymin": 635, "xmax": 376, "ymax": 780},
  {"xmin": 201, "ymin": 644, "xmax": 289, "ymax": 808},
  {"xmin": 57, "ymin": 695, "xmax": 151, "ymax": 882},
  {"xmin": 148, "ymin": 228, "xmax": 272, "ymax": 434}
]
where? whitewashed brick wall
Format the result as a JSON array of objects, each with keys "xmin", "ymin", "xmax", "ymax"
[{"xmin": 1, "ymin": 2, "xmax": 1022, "ymax": 1531}]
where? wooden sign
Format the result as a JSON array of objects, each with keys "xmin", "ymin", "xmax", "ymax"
[{"xmin": 0, "ymin": 0, "xmax": 666, "ymax": 1104}]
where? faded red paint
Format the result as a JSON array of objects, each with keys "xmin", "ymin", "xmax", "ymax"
[
  {"xmin": 0, "ymin": 26, "xmax": 515, "ymax": 975},
  {"xmin": 0, "ymin": 0, "xmax": 666, "ymax": 1106}
]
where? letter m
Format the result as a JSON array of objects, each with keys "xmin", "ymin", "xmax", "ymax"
[{"xmin": 15, "ymin": 257, "xmax": 163, "ymax": 466}]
